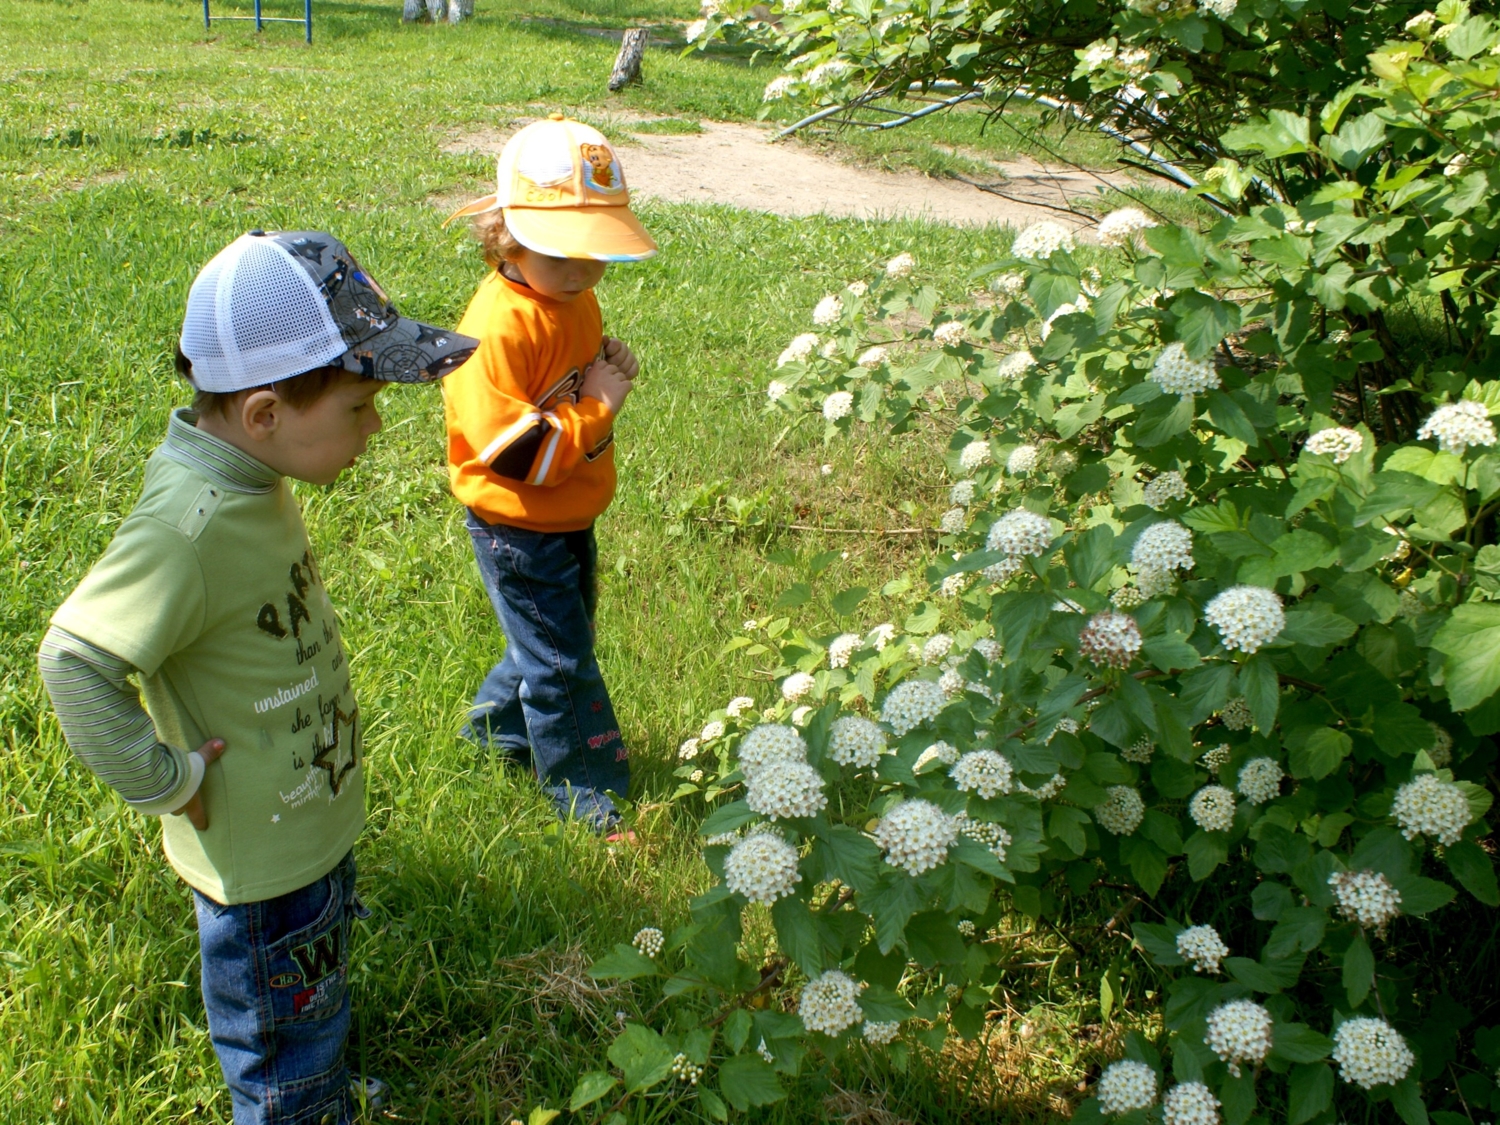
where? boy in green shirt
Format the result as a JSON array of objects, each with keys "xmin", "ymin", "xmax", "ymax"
[{"xmin": 37, "ymin": 230, "xmax": 476, "ymax": 1125}]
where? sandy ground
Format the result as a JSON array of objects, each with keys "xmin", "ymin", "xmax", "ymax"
[{"xmin": 444, "ymin": 117, "xmax": 1141, "ymax": 231}]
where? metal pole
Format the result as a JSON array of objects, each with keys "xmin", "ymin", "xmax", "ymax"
[
  {"xmin": 254, "ymin": 0, "xmax": 262, "ymax": 31},
  {"xmin": 203, "ymin": 0, "xmax": 210, "ymax": 30},
  {"xmin": 305, "ymin": 0, "xmax": 312, "ymax": 43}
]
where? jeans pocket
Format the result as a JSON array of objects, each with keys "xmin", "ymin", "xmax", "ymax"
[{"xmin": 264, "ymin": 879, "xmax": 349, "ymax": 1026}]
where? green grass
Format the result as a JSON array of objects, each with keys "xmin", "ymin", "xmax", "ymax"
[{"xmin": 0, "ymin": 2, "xmax": 1158, "ymax": 1122}]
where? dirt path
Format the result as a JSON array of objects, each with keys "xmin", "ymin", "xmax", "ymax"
[{"xmin": 444, "ymin": 117, "xmax": 1141, "ymax": 232}]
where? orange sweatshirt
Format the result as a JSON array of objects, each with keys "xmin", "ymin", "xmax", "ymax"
[{"xmin": 445, "ymin": 271, "xmax": 617, "ymax": 532}]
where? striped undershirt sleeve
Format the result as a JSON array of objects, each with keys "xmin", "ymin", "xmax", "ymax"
[{"xmin": 37, "ymin": 626, "xmax": 203, "ymax": 816}]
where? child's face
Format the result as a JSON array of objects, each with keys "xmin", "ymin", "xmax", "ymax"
[
  {"xmin": 510, "ymin": 248, "xmax": 608, "ymax": 303},
  {"xmin": 244, "ymin": 376, "xmax": 385, "ymax": 485}
]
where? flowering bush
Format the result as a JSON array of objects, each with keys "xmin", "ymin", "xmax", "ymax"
[{"xmin": 583, "ymin": 17, "xmax": 1500, "ymax": 1125}]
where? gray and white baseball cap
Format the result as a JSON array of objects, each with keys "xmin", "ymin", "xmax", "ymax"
[{"xmin": 179, "ymin": 230, "xmax": 477, "ymax": 391}]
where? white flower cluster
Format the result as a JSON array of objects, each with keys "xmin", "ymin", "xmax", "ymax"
[
  {"xmin": 1305, "ymin": 426, "xmax": 1364, "ymax": 464},
  {"xmin": 670, "ymin": 1052, "xmax": 705, "ymax": 1085},
  {"xmin": 1022, "ymin": 773, "xmax": 1068, "ymax": 801},
  {"xmin": 1204, "ymin": 999, "xmax": 1273, "ymax": 1076},
  {"xmin": 1111, "ymin": 586, "xmax": 1145, "ymax": 610},
  {"xmin": 763, "ymin": 75, "xmax": 797, "ymax": 101},
  {"xmin": 881, "ymin": 680, "xmax": 948, "ymax": 735},
  {"xmin": 1198, "ymin": 0, "xmax": 1235, "ymax": 18},
  {"xmin": 1097, "ymin": 207, "xmax": 1158, "ymax": 246},
  {"xmin": 805, "ymin": 59, "xmax": 850, "ymax": 86},
  {"xmin": 746, "ymin": 759, "xmax": 827, "ymax": 819},
  {"xmin": 828, "ymin": 633, "xmax": 861, "ymax": 669},
  {"xmin": 1012, "ymin": 220, "xmax": 1077, "ymax": 261},
  {"xmin": 990, "ymin": 271, "xmax": 1027, "ymax": 295},
  {"xmin": 868, "ymin": 623, "xmax": 896, "ymax": 650},
  {"xmin": 1162, "ymin": 1082, "xmax": 1221, "ymax": 1125},
  {"xmin": 1392, "ymin": 773, "xmax": 1472, "ymax": 846},
  {"xmin": 1137, "ymin": 567, "xmax": 1175, "ymax": 599},
  {"xmin": 974, "ymin": 638, "xmax": 1002, "ymax": 662},
  {"xmin": 1097, "ymin": 1060, "xmax": 1158, "ymax": 1115},
  {"xmin": 1132, "ymin": 521, "xmax": 1194, "ymax": 573},
  {"xmin": 862, "ymin": 1020, "xmax": 901, "ymax": 1046},
  {"xmin": 724, "ymin": 831, "xmax": 802, "ymax": 904},
  {"xmin": 959, "ymin": 440, "xmax": 992, "ymax": 473},
  {"xmin": 823, "ymin": 391, "xmax": 854, "ymax": 421},
  {"xmin": 1418, "ymin": 399, "xmax": 1497, "ymax": 455},
  {"xmin": 1079, "ymin": 611, "xmax": 1144, "ymax": 669},
  {"xmin": 846, "ymin": 280, "xmax": 866, "ymax": 297},
  {"xmin": 874, "ymin": 799, "xmax": 959, "ymax": 876},
  {"xmin": 1143, "ymin": 470, "xmax": 1189, "ymax": 510},
  {"xmin": 1051, "ymin": 450, "xmax": 1078, "ymax": 476},
  {"xmin": 915, "ymin": 741, "xmax": 961, "ymax": 772},
  {"xmin": 1041, "ymin": 299, "xmax": 1088, "ymax": 340},
  {"xmin": 812, "ymin": 294, "xmax": 843, "ymax": 326},
  {"xmin": 940, "ymin": 573, "xmax": 971, "ymax": 600},
  {"xmin": 956, "ymin": 813, "xmax": 1012, "ymax": 861},
  {"xmin": 1094, "ymin": 786, "xmax": 1146, "ymax": 835},
  {"xmin": 766, "ymin": 379, "xmax": 789, "ymax": 402},
  {"xmin": 957, "ymin": 919, "xmax": 976, "ymax": 937},
  {"xmin": 828, "ymin": 715, "xmax": 888, "ymax": 768},
  {"xmin": 777, "ymin": 333, "xmax": 818, "ymax": 367},
  {"xmin": 1007, "ymin": 444, "xmax": 1040, "ymax": 474},
  {"xmin": 1121, "ymin": 737, "xmax": 1154, "ymax": 764},
  {"xmin": 996, "ymin": 350, "xmax": 1037, "ymax": 380},
  {"xmin": 938, "ymin": 668, "xmax": 965, "ymax": 697},
  {"xmin": 922, "ymin": 633, "xmax": 953, "ymax": 664},
  {"xmin": 1176, "ymin": 925, "xmax": 1229, "ymax": 973},
  {"xmin": 886, "ymin": 252, "xmax": 915, "ymax": 278},
  {"xmin": 632, "ymin": 926, "xmax": 665, "ymax": 958},
  {"xmin": 939, "ymin": 507, "xmax": 966, "ymax": 535},
  {"xmin": 1236, "ymin": 757, "xmax": 1284, "ymax": 805},
  {"xmin": 1204, "ymin": 585, "xmax": 1285, "ymax": 653},
  {"xmin": 727, "ymin": 696, "xmax": 756, "ymax": 718},
  {"xmin": 933, "ymin": 320, "xmax": 967, "ymax": 347},
  {"xmin": 950, "ymin": 750, "xmax": 1014, "ymax": 799},
  {"xmin": 798, "ymin": 970, "xmax": 863, "ymax": 1035},
  {"xmin": 1329, "ymin": 869, "xmax": 1402, "ymax": 934},
  {"xmin": 987, "ymin": 508, "xmax": 1054, "ymax": 558},
  {"xmin": 1201, "ymin": 743, "xmax": 1232, "ymax": 770},
  {"xmin": 1429, "ymin": 723, "xmax": 1454, "ymax": 768},
  {"xmin": 679, "ymin": 738, "xmax": 700, "ymax": 761},
  {"xmin": 781, "ymin": 672, "xmax": 816, "ymax": 702},
  {"xmin": 1189, "ymin": 785, "xmax": 1237, "ymax": 832},
  {"xmin": 1332, "ymin": 1018, "xmax": 1415, "ymax": 1089},
  {"xmin": 857, "ymin": 345, "xmax": 888, "ymax": 368},
  {"xmin": 982, "ymin": 556, "xmax": 1024, "ymax": 585},
  {"xmin": 701, "ymin": 721, "xmax": 725, "ymax": 743},
  {"xmin": 950, "ymin": 479, "xmax": 976, "ymax": 507},
  {"xmin": 738, "ymin": 726, "xmax": 806, "ymax": 775},
  {"xmin": 1150, "ymin": 342, "xmax": 1221, "ymax": 396},
  {"xmin": 1220, "ymin": 698, "xmax": 1252, "ymax": 731}
]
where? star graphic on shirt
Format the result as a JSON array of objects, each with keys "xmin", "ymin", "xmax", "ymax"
[
  {"xmin": 311, "ymin": 699, "xmax": 359, "ymax": 796},
  {"xmin": 272, "ymin": 814, "xmax": 281, "ymax": 823}
]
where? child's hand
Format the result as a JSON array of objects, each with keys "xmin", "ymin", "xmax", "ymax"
[
  {"xmin": 581, "ymin": 358, "xmax": 634, "ymax": 416},
  {"xmin": 603, "ymin": 336, "xmax": 639, "ymax": 381},
  {"xmin": 173, "ymin": 737, "xmax": 227, "ymax": 830}
]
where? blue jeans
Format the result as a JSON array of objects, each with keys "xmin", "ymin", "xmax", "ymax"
[
  {"xmin": 465, "ymin": 513, "xmax": 629, "ymax": 827},
  {"xmin": 194, "ymin": 852, "xmax": 364, "ymax": 1125}
]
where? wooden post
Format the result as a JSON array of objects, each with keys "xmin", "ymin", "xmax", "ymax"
[{"xmin": 609, "ymin": 28, "xmax": 648, "ymax": 91}]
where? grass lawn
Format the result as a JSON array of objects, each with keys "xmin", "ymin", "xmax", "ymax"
[{"xmin": 0, "ymin": 2, "xmax": 1149, "ymax": 1121}]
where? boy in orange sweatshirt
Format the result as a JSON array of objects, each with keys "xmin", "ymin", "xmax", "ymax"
[{"xmin": 443, "ymin": 115, "xmax": 656, "ymax": 831}]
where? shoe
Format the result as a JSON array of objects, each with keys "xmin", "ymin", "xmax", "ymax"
[{"xmin": 351, "ymin": 1075, "xmax": 388, "ymax": 1111}]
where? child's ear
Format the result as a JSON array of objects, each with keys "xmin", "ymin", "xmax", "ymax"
[{"xmin": 240, "ymin": 389, "xmax": 283, "ymax": 439}]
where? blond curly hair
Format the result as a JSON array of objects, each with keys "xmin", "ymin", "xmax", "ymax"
[{"xmin": 472, "ymin": 210, "xmax": 524, "ymax": 268}]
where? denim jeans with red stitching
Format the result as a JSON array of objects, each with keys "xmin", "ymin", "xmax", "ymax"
[
  {"xmin": 463, "ymin": 512, "xmax": 630, "ymax": 829},
  {"xmin": 193, "ymin": 851, "xmax": 363, "ymax": 1125}
]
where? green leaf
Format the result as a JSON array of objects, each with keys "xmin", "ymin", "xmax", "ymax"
[
  {"xmin": 831, "ymin": 586, "xmax": 869, "ymax": 616},
  {"xmin": 1240, "ymin": 654, "xmax": 1280, "ymax": 732},
  {"xmin": 1252, "ymin": 881, "xmax": 1294, "ymax": 920},
  {"xmin": 608, "ymin": 1024, "xmax": 675, "ymax": 1093},
  {"xmin": 1432, "ymin": 603, "xmax": 1500, "ymax": 710},
  {"xmin": 528, "ymin": 1109, "xmax": 560, "ymax": 1125},
  {"xmin": 1133, "ymin": 921, "xmax": 1186, "ymax": 966},
  {"xmin": 1121, "ymin": 837, "xmax": 1169, "ymax": 896},
  {"xmin": 1065, "ymin": 523, "xmax": 1117, "ymax": 588},
  {"xmin": 1220, "ymin": 1068, "xmax": 1257, "ymax": 1125},
  {"xmin": 1175, "ymin": 292, "xmax": 1241, "ymax": 357},
  {"xmin": 1391, "ymin": 875, "xmax": 1457, "ymax": 916},
  {"xmin": 1446, "ymin": 840, "xmax": 1500, "ymax": 905},
  {"xmin": 569, "ymin": 1073, "xmax": 618, "ymax": 1112},
  {"xmin": 1322, "ymin": 111, "xmax": 1386, "ymax": 170},
  {"xmin": 773, "ymin": 582, "xmax": 811, "ymax": 609},
  {"xmin": 1049, "ymin": 806, "xmax": 1090, "ymax": 856},
  {"xmin": 724, "ymin": 1009, "xmax": 753, "ymax": 1053},
  {"xmin": 1391, "ymin": 1077, "xmax": 1430, "ymax": 1125},
  {"xmin": 697, "ymin": 1086, "xmax": 729, "ymax": 1122},
  {"xmin": 1280, "ymin": 606, "xmax": 1358, "ymax": 647},
  {"xmin": 1132, "ymin": 393, "xmax": 1197, "ymax": 447},
  {"xmin": 1272, "ymin": 1020, "xmax": 1333, "ymax": 1062},
  {"xmin": 770, "ymin": 896, "xmax": 824, "ymax": 976},
  {"xmin": 700, "ymin": 800, "xmax": 756, "ymax": 838},
  {"xmin": 1288, "ymin": 728, "xmax": 1351, "ymax": 780},
  {"xmin": 1354, "ymin": 471, "xmax": 1443, "ymax": 526},
  {"xmin": 1222, "ymin": 109, "xmax": 1311, "ymax": 157},
  {"xmin": 1227, "ymin": 954, "xmax": 1305, "ymax": 992},
  {"xmin": 1185, "ymin": 829, "xmax": 1230, "ymax": 880},
  {"xmin": 813, "ymin": 824, "xmax": 882, "ymax": 893},
  {"xmin": 589, "ymin": 944, "xmax": 661, "ymax": 981},
  {"xmin": 1207, "ymin": 390, "xmax": 1260, "ymax": 447},
  {"xmin": 862, "ymin": 875, "xmax": 920, "ymax": 954},
  {"xmin": 1344, "ymin": 930, "xmax": 1375, "ymax": 1007},
  {"xmin": 718, "ymin": 1054, "xmax": 785, "ymax": 1110},
  {"xmin": 1288, "ymin": 1063, "xmax": 1335, "ymax": 1125},
  {"xmin": 1143, "ymin": 632, "xmax": 1202, "ymax": 672}
]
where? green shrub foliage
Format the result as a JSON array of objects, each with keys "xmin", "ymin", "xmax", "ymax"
[{"xmin": 588, "ymin": 16, "xmax": 1500, "ymax": 1125}]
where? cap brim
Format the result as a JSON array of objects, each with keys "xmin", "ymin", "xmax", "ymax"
[
  {"xmin": 442, "ymin": 194, "xmax": 502, "ymax": 228},
  {"xmin": 504, "ymin": 206, "xmax": 657, "ymax": 263},
  {"xmin": 337, "ymin": 316, "xmax": 479, "ymax": 384}
]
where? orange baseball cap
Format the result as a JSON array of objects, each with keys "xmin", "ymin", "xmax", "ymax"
[{"xmin": 445, "ymin": 114, "xmax": 657, "ymax": 263}]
